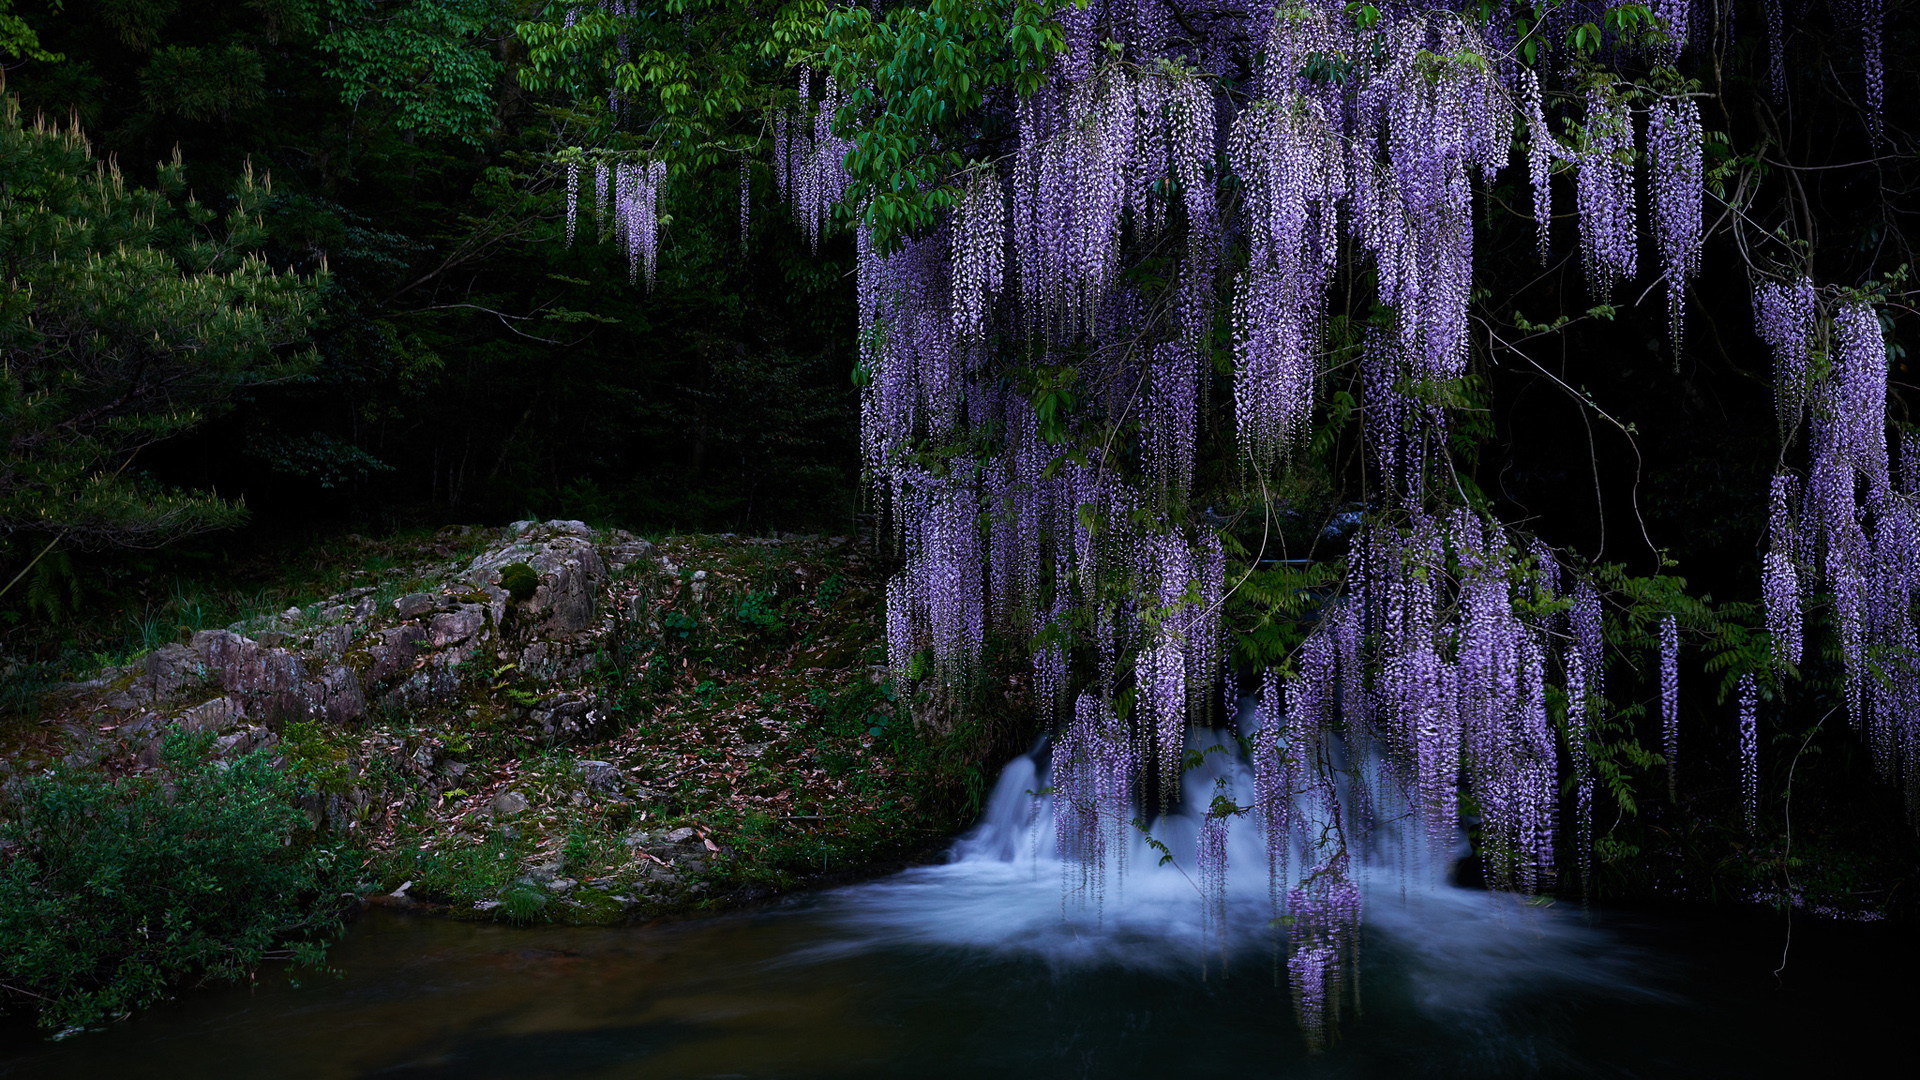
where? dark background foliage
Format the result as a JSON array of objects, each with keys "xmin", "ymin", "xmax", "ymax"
[{"xmin": 3, "ymin": 0, "xmax": 861, "ymax": 559}]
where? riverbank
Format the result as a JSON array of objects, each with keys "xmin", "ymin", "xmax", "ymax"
[{"xmin": 1, "ymin": 522, "xmax": 1028, "ymax": 932}]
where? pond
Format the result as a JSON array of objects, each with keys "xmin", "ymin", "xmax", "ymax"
[{"xmin": 3, "ymin": 751, "xmax": 1913, "ymax": 1078}]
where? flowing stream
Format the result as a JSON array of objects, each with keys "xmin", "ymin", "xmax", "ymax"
[{"xmin": 3, "ymin": 746, "xmax": 1914, "ymax": 1078}]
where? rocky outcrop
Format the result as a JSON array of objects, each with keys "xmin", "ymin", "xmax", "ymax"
[{"xmin": 73, "ymin": 520, "xmax": 657, "ymax": 750}]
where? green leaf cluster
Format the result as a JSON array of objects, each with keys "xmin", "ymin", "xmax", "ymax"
[
  {"xmin": 821, "ymin": 0, "xmax": 1065, "ymax": 250},
  {"xmin": 0, "ymin": 729, "xmax": 351, "ymax": 1031},
  {"xmin": 0, "ymin": 99, "xmax": 323, "ymax": 551},
  {"xmin": 319, "ymin": 0, "xmax": 504, "ymax": 143}
]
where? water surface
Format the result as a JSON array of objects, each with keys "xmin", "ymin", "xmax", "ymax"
[{"xmin": 4, "ymin": 750, "xmax": 1912, "ymax": 1077}]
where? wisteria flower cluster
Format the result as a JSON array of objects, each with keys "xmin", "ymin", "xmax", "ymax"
[
  {"xmin": 1756, "ymin": 286, "xmax": 1913, "ymax": 787},
  {"xmin": 850, "ymin": 6, "xmax": 1723, "ymax": 1040},
  {"xmin": 560, "ymin": 155, "xmax": 668, "ymax": 287},
  {"xmin": 544, "ymin": 0, "xmax": 1859, "ymax": 1047}
]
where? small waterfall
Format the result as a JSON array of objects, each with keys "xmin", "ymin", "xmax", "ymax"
[{"xmin": 814, "ymin": 713, "xmax": 1664, "ymax": 1025}]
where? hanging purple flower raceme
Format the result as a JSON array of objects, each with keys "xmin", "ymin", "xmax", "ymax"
[
  {"xmin": 1739, "ymin": 674, "xmax": 1759, "ymax": 833},
  {"xmin": 1652, "ymin": 0, "xmax": 1691, "ymax": 51},
  {"xmin": 1572, "ymin": 578, "xmax": 1606, "ymax": 708},
  {"xmin": 885, "ymin": 575, "xmax": 918, "ymax": 689},
  {"xmin": 1863, "ymin": 0, "xmax": 1884, "ymax": 142},
  {"xmin": 1577, "ymin": 84, "xmax": 1637, "ymax": 301},
  {"xmin": 922, "ymin": 468, "xmax": 988, "ymax": 678},
  {"xmin": 1139, "ymin": 530, "xmax": 1194, "ymax": 806},
  {"xmin": 1660, "ymin": 614, "xmax": 1679, "ymax": 789},
  {"xmin": 772, "ymin": 116, "xmax": 789, "ymax": 200},
  {"xmin": 1054, "ymin": 692, "xmax": 1136, "ymax": 913},
  {"xmin": 782, "ymin": 68, "xmax": 851, "ymax": 253},
  {"xmin": 1197, "ymin": 808, "xmax": 1230, "ymax": 970},
  {"xmin": 1763, "ymin": 474, "xmax": 1804, "ymax": 669},
  {"xmin": 1228, "ymin": 91, "xmax": 1346, "ymax": 462},
  {"xmin": 1447, "ymin": 511, "xmax": 1557, "ymax": 894},
  {"xmin": 952, "ymin": 165, "xmax": 1006, "ymax": 339},
  {"xmin": 564, "ymin": 159, "xmax": 581, "ymax": 246},
  {"xmin": 1347, "ymin": 15, "xmax": 1495, "ymax": 387},
  {"xmin": 1832, "ymin": 302, "xmax": 1890, "ymax": 486},
  {"xmin": 1764, "ymin": 0, "xmax": 1786, "ymax": 99},
  {"xmin": 1521, "ymin": 69, "xmax": 1566, "ymax": 266},
  {"xmin": 1830, "ymin": 523, "xmax": 1870, "ymax": 727},
  {"xmin": 1254, "ymin": 669, "xmax": 1291, "ymax": 906},
  {"xmin": 1562, "ymin": 636, "xmax": 1594, "ymax": 893},
  {"xmin": 1755, "ymin": 276, "xmax": 1817, "ymax": 435},
  {"xmin": 609, "ymin": 159, "xmax": 667, "ymax": 287},
  {"xmin": 1143, "ymin": 343, "xmax": 1201, "ymax": 501},
  {"xmin": 1648, "ymin": 98, "xmax": 1703, "ymax": 352},
  {"xmin": 593, "ymin": 162, "xmax": 608, "ymax": 235},
  {"xmin": 738, "ymin": 156, "xmax": 750, "ymax": 250}
]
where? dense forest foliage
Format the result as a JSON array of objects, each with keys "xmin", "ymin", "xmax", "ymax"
[
  {"xmin": 1, "ymin": 0, "xmax": 861, "ymax": 569},
  {"xmin": 2, "ymin": 0, "xmax": 1917, "ymax": 1006}
]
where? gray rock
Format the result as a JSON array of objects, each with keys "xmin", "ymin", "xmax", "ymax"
[
  {"xmin": 176, "ymin": 695, "xmax": 247, "ymax": 735},
  {"xmin": 464, "ymin": 533, "xmax": 607, "ymax": 636},
  {"xmin": 665, "ymin": 826, "xmax": 698, "ymax": 845},
  {"xmin": 393, "ymin": 592, "xmax": 436, "ymax": 619},
  {"xmin": 430, "ymin": 605, "xmax": 487, "ymax": 647},
  {"xmin": 528, "ymin": 694, "xmax": 608, "ymax": 742},
  {"xmin": 211, "ymin": 726, "xmax": 274, "ymax": 758},
  {"xmin": 137, "ymin": 644, "xmax": 213, "ymax": 701},
  {"xmin": 315, "ymin": 663, "xmax": 366, "ymax": 725},
  {"xmin": 311, "ymin": 622, "xmax": 355, "ymax": 659},
  {"xmin": 575, "ymin": 760, "xmax": 623, "ymax": 792},
  {"xmin": 366, "ymin": 625, "xmax": 431, "ymax": 685},
  {"xmin": 186, "ymin": 631, "xmax": 364, "ymax": 726},
  {"xmin": 491, "ymin": 790, "xmax": 529, "ymax": 816}
]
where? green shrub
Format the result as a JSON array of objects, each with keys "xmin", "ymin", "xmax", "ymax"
[
  {"xmin": 500, "ymin": 562, "xmax": 539, "ymax": 603},
  {"xmin": 734, "ymin": 591, "xmax": 786, "ymax": 638},
  {"xmin": 0, "ymin": 731, "xmax": 351, "ymax": 1032}
]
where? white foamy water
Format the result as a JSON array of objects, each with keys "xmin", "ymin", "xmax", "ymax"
[{"xmin": 800, "ymin": 720, "xmax": 1670, "ymax": 1021}]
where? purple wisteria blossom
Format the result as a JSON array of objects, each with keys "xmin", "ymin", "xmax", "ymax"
[{"xmin": 1739, "ymin": 674, "xmax": 1759, "ymax": 833}]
